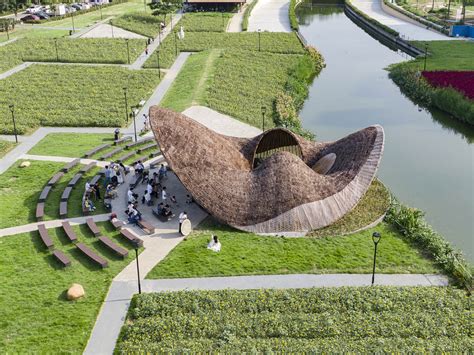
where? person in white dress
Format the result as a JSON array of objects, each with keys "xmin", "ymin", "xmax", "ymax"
[{"xmin": 207, "ymin": 235, "xmax": 221, "ymax": 252}]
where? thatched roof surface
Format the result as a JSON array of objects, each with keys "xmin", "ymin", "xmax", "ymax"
[{"xmin": 150, "ymin": 107, "xmax": 384, "ymax": 234}]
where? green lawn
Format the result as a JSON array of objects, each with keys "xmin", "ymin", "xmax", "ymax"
[
  {"xmin": 0, "ymin": 222, "xmax": 139, "ymax": 353},
  {"xmin": 111, "ymin": 12, "xmax": 167, "ymax": 38},
  {"xmin": 0, "ymin": 139, "xmax": 16, "ymax": 158},
  {"xmin": 179, "ymin": 12, "xmax": 233, "ymax": 32},
  {"xmin": 147, "ymin": 221, "xmax": 438, "ymax": 279},
  {"xmin": 0, "ymin": 160, "xmax": 63, "ymax": 229},
  {"xmin": 0, "ymin": 65, "xmax": 160, "ymax": 134},
  {"xmin": 117, "ymin": 287, "xmax": 471, "ymax": 352},
  {"xmin": 28, "ymin": 133, "xmax": 115, "ymax": 158},
  {"xmin": 403, "ymin": 41, "xmax": 474, "ymax": 71}
]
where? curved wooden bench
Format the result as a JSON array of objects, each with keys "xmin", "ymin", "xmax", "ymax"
[
  {"xmin": 86, "ymin": 218, "xmax": 101, "ymax": 236},
  {"xmin": 61, "ymin": 186, "xmax": 73, "ymax": 202},
  {"xmin": 37, "ymin": 224, "xmax": 54, "ymax": 250},
  {"xmin": 120, "ymin": 229, "xmax": 143, "ymax": 247},
  {"xmin": 39, "ymin": 185, "xmax": 52, "ymax": 203},
  {"xmin": 68, "ymin": 173, "xmax": 83, "ymax": 187},
  {"xmin": 138, "ymin": 219, "xmax": 155, "ymax": 235},
  {"xmin": 61, "ymin": 221, "xmax": 78, "ymax": 243},
  {"xmin": 117, "ymin": 151, "xmax": 136, "ymax": 164},
  {"xmin": 99, "ymin": 236, "xmax": 128, "ymax": 258},
  {"xmin": 125, "ymin": 137, "xmax": 154, "ymax": 150},
  {"xmin": 84, "ymin": 143, "xmax": 111, "ymax": 158},
  {"xmin": 100, "ymin": 147, "xmax": 123, "ymax": 161},
  {"xmin": 89, "ymin": 174, "xmax": 101, "ymax": 186},
  {"xmin": 110, "ymin": 217, "xmax": 124, "ymax": 230},
  {"xmin": 76, "ymin": 243, "xmax": 108, "ymax": 268},
  {"xmin": 36, "ymin": 202, "xmax": 45, "ymax": 221},
  {"xmin": 130, "ymin": 155, "xmax": 149, "ymax": 167},
  {"xmin": 149, "ymin": 150, "xmax": 161, "ymax": 159},
  {"xmin": 62, "ymin": 159, "xmax": 80, "ymax": 173},
  {"xmin": 79, "ymin": 162, "xmax": 96, "ymax": 174},
  {"xmin": 53, "ymin": 250, "xmax": 71, "ymax": 267},
  {"xmin": 137, "ymin": 143, "xmax": 157, "ymax": 153},
  {"xmin": 47, "ymin": 172, "xmax": 64, "ymax": 186},
  {"xmin": 59, "ymin": 201, "xmax": 68, "ymax": 218},
  {"xmin": 114, "ymin": 136, "xmax": 132, "ymax": 145}
]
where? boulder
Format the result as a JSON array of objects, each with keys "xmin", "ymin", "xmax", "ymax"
[
  {"xmin": 19, "ymin": 161, "xmax": 31, "ymax": 168},
  {"xmin": 67, "ymin": 283, "xmax": 85, "ymax": 301}
]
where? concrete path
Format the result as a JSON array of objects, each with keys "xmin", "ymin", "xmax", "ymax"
[
  {"xmin": 0, "ymin": 126, "xmax": 115, "ymax": 175},
  {"xmin": 20, "ymin": 154, "xmax": 109, "ymax": 167},
  {"xmin": 248, "ymin": 0, "xmax": 291, "ymax": 32},
  {"xmin": 227, "ymin": 1, "xmax": 254, "ymax": 32},
  {"xmin": 129, "ymin": 12, "xmax": 183, "ymax": 70},
  {"xmin": 183, "ymin": 106, "xmax": 261, "ymax": 138},
  {"xmin": 79, "ymin": 23, "xmax": 146, "ymax": 39},
  {"xmin": 0, "ymin": 37, "xmax": 18, "ymax": 47},
  {"xmin": 0, "ymin": 213, "xmax": 110, "ymax": 238},
  {"xmin": 70, "ymin": 16, "xmax": 114, "ymax": 38},
  {"xmin": 351, "ymin": 0, "xmax": 451, "ymax": 40},
  {"xmin": 0, "ymin": 62, "xmax": 33, "ymax": 80},
  {"xmin": 125, "ymin": 52, "xmax": 191, "ymax": 134},
  {"xmin": 85, "ymin": 272, "xmax": 449, "ymax": 354}
]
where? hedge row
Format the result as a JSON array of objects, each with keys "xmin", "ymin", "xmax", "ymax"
[
  {"xmin": 388, "ymin": 65, "xmax": 474, "ymax": 126},
  {"xmin": 241, "ymin": 0, "xmax": 258, "ymax": 31},
  {"xmin": 385, "ymin": 199, "xmax": 473, "ymax": 290},
  {"xmin": 345, "ymin": 0, "xmax": 400, "ymax": 37},
  {"xmin": 289, "ymin": 0, "xmax": 299, "ymax": 30},
  {"xmin": 116, "ymin": 287, "xmax": 471, "ymax": 352}
]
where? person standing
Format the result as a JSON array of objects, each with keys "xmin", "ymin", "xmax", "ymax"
[
  {"xmin": 178, "ymin": 211, "xmax": 187, "ymax": 234},
  {"xmin": 161, "ymin": 186, "xmax": 167, "ymax": 202},
  {"xmin": 114, "ymin": 128, "xmax": 120, "ymax": 141}
]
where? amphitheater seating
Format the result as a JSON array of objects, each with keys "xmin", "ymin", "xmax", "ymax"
[
  {"xmin": 53, "ymin": 250, "xmax": 71, "ymax": 267},
  {"xmin": 116, "ymin": 151, "xmax": 136, "ymax": 163},
  {"xmin": 36, "ymin": 202, "xmax": 45, "ymax": 221},
  {"xmin": 110, "ymin": 217, "xmax": 124, "ymax": 230},
  {"xmin": 59, "ymin": 201, "xmax": 68, "ymax": 218},
  {"xmin": 149, "ymin": 150, "xmax": 161, "ymax": 158},
  {"xmin": 79, "ymin": 162, "xmax": 96, "ymax": 174},
  {"xmin": 114, "ymin": 136, "xmax": 132, "ymax": 145},
  {"xmin": 86, "ymin": 218, "xmax": 101, "ymax": 236},
  {"xmin": 62, "ymin": 159, "xmax": 80, "ymax": 173},
  {"xmin": 61, "ymin": 221, "xmax": 78, "ymax": 243},
  {"xmin": 47, "ymin": 172, "xmax": 64, "ymax": 186},
  {"xmin": 125, "ymin": 137, "xmax": 154, "ymax": 150},
  {"xmin": 89, "ymin": 174, "xmax": 101, "ymax": 186},
  {"xmin": 138, "ymin": 219, "xmax": 155, "ymax": 235},
  {"xmin": 38, "ymin": 185, "xmax": 52, "ymax": 203},
  {"xmin": 76, "ymin": 243, "xmax": 108, "ymax": 268},
  {"xmin": 137, "ymin": 143, "xmax": 157, "ymax": 153},
  {"xmin": 130, "ymin": 155, "xmax": 150, "ymax": 167},
  {"xmin": 61, "ymin": 186, "xmax": 73, "ymax": 201},
  {"xmin": 120, "ymin": 228, "xmax": 143, "ymax": 247},
  {"xmin": 68, "ymin": 173, "xmax": 83, "ymax": 187},
  {"xmin": 100, "ymin": 147, "xmax": 123, "ymax": 161},
  {"xmin": 37, "ymin": 224, "xmax": 54, "ymax": 250},
  {"xmin": 84, "ymin": 143, "xmax": 111, "ymax": 158},
  {"xmin": 98, "ymin": 236, "xmax": 128, "ymax": 258}
]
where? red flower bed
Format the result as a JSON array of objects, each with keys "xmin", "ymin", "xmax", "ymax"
[{"xmin": 422, "ymin": 71, "xmax": 474, "ymax": 100}]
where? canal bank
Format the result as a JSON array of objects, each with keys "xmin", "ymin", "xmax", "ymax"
[{"xmin": 296, "ymin": 1, "xmax": 474, "ymax": 259}]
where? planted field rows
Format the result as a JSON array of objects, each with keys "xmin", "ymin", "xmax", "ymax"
[
  {"xmin": 0, "ymin": 65, "xmax": 160, "ymax": 134},
  {"xmin": 117, "ymin": 287, "xmax": 471, "ymax": 352}
]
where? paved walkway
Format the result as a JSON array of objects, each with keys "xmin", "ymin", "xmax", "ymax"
[
  {"xmin": 0, "ymin": 213, "xmax": 110, "ymax": 238},
  {"xmin": 125, "ymin": 52, "xmax": 191, "ymax": 134},
  {"xmin": 351, "ymin": 0, "xmax": 451, "ymax": 40},
  {"xmin": 0, "ymin": 37, "xmax": 18, "ymax": 47},
  {"xmin": 248, "ymin": 0, "xmax": 291, "ymax": 32},
  {"xmin": 0, "ymin": 62, "xmax": 33, "ymax": 80},
  {"xmin": 227, "ymin": 1, "xmax": 253, "ymax": 32},
  {"xmin": 183, "ymin": 106, "xmax": 261, "ymax": 137},
  {"xmin": 70, "ymin": 16, "xmax": 114, "ymax": 38},
  {"xmin": 85, "ymin": 273, "xmax": 449, "ymax": 354},
  {"xmin": 79, "ymin": 23, "xmax": 146, "ymax": 39}
]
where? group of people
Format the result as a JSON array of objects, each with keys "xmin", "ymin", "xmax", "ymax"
[{"xmin": 104, "ymin": 162, "xmax": 128, "ymax": 189}]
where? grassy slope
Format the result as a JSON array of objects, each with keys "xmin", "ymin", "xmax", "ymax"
[
  {"xmin": 28, "ymin": 133, "xmax": 114, "ymax": 157},
  {"xmin": 147, "ymin": 221, "xmax": 438, "ymax": 279},
  {"xmin": 0, "ymin": 139, "xmax": 16, "ymax": 158},
  {"xmin": 117, "ymin": 287, "xmax": 472, "ymax": 352},
  {"xmin": 0, "ymin": 65, "xmax": 160, "ymax": 134},
  {"xmin": 0, "ymin": 222, "xmax": 138, "ymax": 353},
  {"xmin": 401, "ymin": 41, "xmax": 474, "ymax": 71},
  {"xmin": 111, "ymin": 12, "xmax": 166, "ymax": 38}
]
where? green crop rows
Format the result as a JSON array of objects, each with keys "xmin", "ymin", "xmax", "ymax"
[
  {"xmin": 0, "ymin": 65, "xmax": 160, "ymax": 134},
  {"xmin": 0, "ymin": 38, "xmax": 147, "ymax": 74},
  {"xmin": 111, "ymin": 13, "xmax": 166, "ymax": 38},
  {"xmin": 144, "ymin": 31, "xmax": 305, "ymax": 69},
  {"xmin": 179, "ymin": 12, "xmax": 233, "ymax": 32},
  {"xmin": 117, "ymin": 287, "xmax": 472, "ymax": 352}
]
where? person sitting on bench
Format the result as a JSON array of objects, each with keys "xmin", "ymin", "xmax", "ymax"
[
  {"xmin": 135, "ymin": 161, "xmax": 144, "ymax": 176},
  {"xmin": 156, "ymin": 202, "xmax": 164, "ymax": 216},
  {"xmin": 84, "ymin": 196, "xmax": 96, "ymax": 212},
  {"xmin": 163, "ymin": 204, "xmax": 174, "ymax": 220},
  {"xmin": 127, "ymin": 207, "xmax": 142, "ymax": 226},
  {"xmin": 105, "ymin": 184, "xmax": 118, "ymax": 199}
]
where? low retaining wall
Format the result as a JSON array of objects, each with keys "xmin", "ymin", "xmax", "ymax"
[{"xmin": 344, "ymin": 4, "xmax": 425, "ymax": 57}]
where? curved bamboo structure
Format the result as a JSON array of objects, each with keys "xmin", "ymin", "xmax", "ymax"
[{"xmin": 150, "ymin": 107, "xmax": 385, "ymax": 234}]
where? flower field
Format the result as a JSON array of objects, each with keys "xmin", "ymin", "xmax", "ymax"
[
  {"xmin": 0, "ymin": 38, "xmax": 146, "ymax": 74},
  {"xmin": 143, "ymin": 31, "xmax": 305, "ymax": 69},
  {"xmin": 0, "ymin": 65, "xmax": 160, "ymax": 134},
  {"xmin": 116, "ymin": 287, "xmax": 471, "ymax": 352},
  {"xmin": 422, "ymin": 71, "xmax": 474, "ymax": 100}
]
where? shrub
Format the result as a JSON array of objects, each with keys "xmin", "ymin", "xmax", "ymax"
[
  {"xmin": 385, "ymin": 199, "xmax": 473, "ymax": 290},
  {"xmin": 242, "ymin": 0, "xmax": 258, "ymax": 31},
  {"xmin": 289, "ymin": 0, "xmax": 299, "ymax": 30}
]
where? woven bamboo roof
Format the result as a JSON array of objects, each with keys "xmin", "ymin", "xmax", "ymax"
[{"xmin": 150, "ymin": 107, "xmax": 384, "ymax": 234}]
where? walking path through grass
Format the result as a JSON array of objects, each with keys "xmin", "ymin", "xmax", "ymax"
[
  {"xmin": 227, "ymin": 2, "xmax": 253, "ymax": 32},
  {"xmin": 247, "ymin": 0, "xmax": 291, "ymax": 32},
  {"xmin": 351, "ymin": 0, "xmax": 454, "ymax": 40},
  {"xmin": 85, "ymin": 273, "xmax": 449, "ymax": 354}
]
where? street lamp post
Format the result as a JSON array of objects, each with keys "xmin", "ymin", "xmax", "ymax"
[
  {"xmin": 54, "ymin": 38, "xmax": 59, "ymax": 62},
  {"xmin": 71, "ymin": 10, "xmax": 75, "ymax": 33},
  {"xmin": 132, "ymin": 106, "xmax": 139, "ymax": 142},
  {"xmin": 9, "ymin": 104, "xmax": 18, "ymax": 143},
  {"xmin": 371, "ymin": 232, "xmax": 381, "ymax": 285},
  {"xmin": 423, "ymin": 43, "xmax": 428, "ymax": 71},
  {"xmin": 126, "ymin": 39, "xmax": 130, "ymax": 64},
  {"xmin": 171, "ymin": 13, "xmax": 173, "ymax": 29},
  {"xmin": 144, "ymin": 0, "xmax": 147, "ymax": 12},
  {"xmin": 110, "ymin": 19, "xmax": 114, "ymax": 38},
  {"xmin": 258, "ymin": 29, "xmax": 261, "ymax": 51},
  {"xmin": 6, "ymin": 21, "xmax": 9, "ymax": 41},
  {"xmin": 99, "ymin": 4, "xmax": 103, "ymax": 20},
  {"xmin": 261, "ymin": 106, "xmax": 266, "ymax": 132},
  {"xmin": 156, "ymin": 49, "xmax": 161, "ymax": 79},
  {"xmin": 174, "ymin": 31, "xmax": 178, "ymax": 56},
  {"xmin": 133, "ymin": 241, "xmax": 142, "ymax": 294},
  {"xmin": 123, "ymin": 87, "xmax": 129, "ymax": 124},
  {"xmin": 221, "ymin": 11, "xmax": 224, "ymax": 29}
]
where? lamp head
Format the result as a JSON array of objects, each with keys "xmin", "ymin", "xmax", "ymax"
[
  {"xmin": 261, "ymin": 106, "xmax": 267, "ymax": 115},
  {"xmin": 372, "ymin": 232, "xmax": 381, "ymax": 244},
  {"xmin": 9, "ymin": 104, "xmax": 14, "ymax": 111}
]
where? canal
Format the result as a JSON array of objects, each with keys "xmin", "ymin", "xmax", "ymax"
[{"xmin": 296, "ymin": 2, "xmax": 474, "ymax": 258}]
